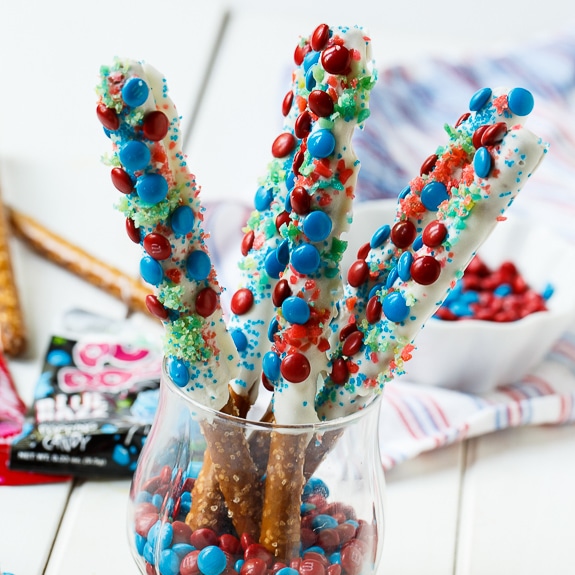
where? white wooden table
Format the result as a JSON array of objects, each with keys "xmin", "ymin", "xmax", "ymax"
[{"xmin": 1, "ymin": 2, "xmax": 574, "ymax": 574}]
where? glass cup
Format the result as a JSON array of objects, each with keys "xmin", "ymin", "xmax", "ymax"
[{"xmin": 127, "ymin": 363, "xmax": 385, "ymax": 575}]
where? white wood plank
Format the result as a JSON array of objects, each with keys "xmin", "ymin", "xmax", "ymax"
[
  {"xmin": 382, "ymin": 442, "xmax": 462, "ymax": 574},
  {"xmin": 456, "ymin": 425, "xmax": 575, "ymax": 574},
  {"xmin": 0, "ymin": 481, "xmax": 73, "ymax": 575},
  {"xmin": 45, "ymin": 479, "xmax": 138, "ymax": 575}
]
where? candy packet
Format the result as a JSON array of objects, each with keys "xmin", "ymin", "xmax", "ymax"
[{"xmin": 9, "ymin": 310, "xmax": 162, "ymax": 478}]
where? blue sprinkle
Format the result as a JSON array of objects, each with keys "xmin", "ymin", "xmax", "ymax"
[
  {"xmin": 291, "ymin": 243, "xmax": 321, "ymax": 274},
  {"xmin": 383, "ymin": 291, "xmax": 409, "ymax": 323},
  {"xmin": 370, "ymin": 224, "xmax": 391, "ymax": 249},
  {"xmin": 385, "ymin": 266, "xmax": 399, "ymax": 289},
  {"xmin": 474, "ymin": 147, "xmax": 492, "ymax": 178},
  {"xmin": 507, "ymin": 87, "xmax": 534, "ymax": 117},
  {"xmin": 171, "ymin": 205, "xmax": 195, "ymax": 236},
  {"xmin": 140, "ymin": 255, "xmax": 164, "ymax": 286},
  {"xmin": 303, "ymin": 211, "xmax": 332, "ymax": 242},
  {"xmin": 121, "ymin": 76, "xmax": 149, "ymax": 107},
  {"xmin": 186, "ymin": 250, "xmax": 211, "ymax": 280},
  {"xmin": 307, "ymin": 129, "xmax": 336, "ymax": 159},
  {"xmin": 312, "ymin": 514, "xmax": 339, "ymax": 531},
  {"xmin": 119, "ymin": 141, "xmax": 150, "ymax": 172},
  {"xmin": 230, "ymin": 329, "xmax": 248, "ymax": 352},
  {"xmin": 136, "ymin": 173, "xmax": 168, "ymax": 205},
  {"xmin": 542, "ymin": 283, "xmax": 554, "ymax": 300},
  {"xmin": 413, "ymin": 234, "xmax": 423, "ymax": 251},
  {"xmin": 197, "ymin": 545, "xmax": 227, "ymax": 575},
  {"xmin": 265, "ymin": 249, "xmax": 285, "ymax": 279},
  {"xmin": 167, "ymin": 356, "xmax": 189, "ymax": 387},
  {"xmin": 469, "ymin": 87, "xmax": 492, "ymax": 112},
  {"xmin": 268, "ymin": 317, "xmax": 279, "ymax": 342},
  {"xmin": 158, "ymin": 549, "xmax": 180, "ymax": 575},
  {"xmin": 493, "ymin": 283, "xmax": 512, "ymax": 297},
  {"xmin": 421, "ymin": 181, "xmax": 449, "ymax": 211},
  {"xmin": 282, "ymin": 296, "xmax": 311, "ymax": 325},
  {"xmin": 262, "ymin": 351, "xmax": 281, "ymax": 381},
  {"xmin": 397, "ymin": 251, "xmax": 413, "ymax": 281},
  {"xmin": 254, "ymin": 186, "xmax": 274, "ymax": 211},
  {"xmin": 277, "ymin": 239, "xmax": 290, "ymax": 266}
]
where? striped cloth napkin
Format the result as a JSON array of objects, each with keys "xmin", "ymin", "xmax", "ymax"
[{"xmin": 206, "ymin": 32, "xmax": 575, "ymax": 470}]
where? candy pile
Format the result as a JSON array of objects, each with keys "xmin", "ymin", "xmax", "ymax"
[
  {"xmin": 96, "ymin": 22, "xmax": 548, "ymax": 573},
  {"xmin": 435, "ymin": 255, "xmax": 551, "ymax": 322}
]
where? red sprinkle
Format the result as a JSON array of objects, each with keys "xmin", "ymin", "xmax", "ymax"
[
  {"xmin": 272, "ymin": 279, "xmax": 292, "ymax": 307},
  {"xmin": 241, "ymin": 230, "xmax": 255, "ymax": 256},
  {"xmin": 420, "ymin": 154, "xmax": 438, "ymax": 176},
  {"xmin": 309, "ymin": 90, "xmax": 335, "ymax": 118},
  {"xmin": 391, "ymin": 220, "xmax": 416, "ymax": 249},
  {"xmin": 125, "ymin": 218, "xmax": 140, "ymax": 244},
  {"xmin": 145, "ymin": 295, "xmax": 169, "ymax": 320},
  {"xmin": 96, "ymin": 102, "xmax": 120, "ymax": 131},
  {"xmin": 422, "ymin": 220, "xmax": 448, "ymax": 247},
  {"xmin": 321, "ymin": 45, "xmax": 351, "ymax": 75},
  {"xmin": 342, "ymin": 330, "xmax": 363, "ymax": 357},
  {"xmin": 280, "ymin": 352, "xmax": 311, "ymax": 383},
  {"xmin": 411, "ymin": 255, "xmax": 441, "ymax": 285},
  {"xmin": 347, "ymin": 260, "xmax": 370, "ymax": 287},
  {"xmin": 295, "ymin": 111, "xmax": 312, "ymax": 139},
  {"xmin": 143, "ymin": 110, "xmax": 169, "ymax": 141},
  {"xmin": 195, "ymin": 287, "xmax": 218, "ymax": 317},
  {"xmin": 111, "ymin": 167, "xmax": 134, "ymax": 194},
  {"xmin": 330, "ymin": 357, "xmax": 349, "ymax": 385},
  {"xmin": 230, "ymin": 288, "xmax": 254, "ymax": 315},
  {"xmin": 291, "ymin": 186, "xmax": 311, "ymax": 215},
  {"xmin": 282, "ymin": 90, "xmax": 294, "ymax": 116},
  {"xmin": 272, "ymin": 132, "xmax": 296, "ymax": 158},
  {"xmin": 311, "ymin": 24, "xmax": 330, "ymax": 52},
  {"xmin": 143, "ymin": 233, "xmax": 172, "ymax": 260}
]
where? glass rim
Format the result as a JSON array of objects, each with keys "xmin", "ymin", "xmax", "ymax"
[{"xmin": 161, "ymin": 358, "xmax": 383, "ymax": 433}]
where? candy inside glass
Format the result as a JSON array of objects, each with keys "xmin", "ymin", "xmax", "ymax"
[{"xmin": 127, "ymin": 363, "xmax": 385, "ymax": 575}]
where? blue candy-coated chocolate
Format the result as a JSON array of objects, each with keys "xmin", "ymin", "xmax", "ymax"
[
  {"xmin": 143, "ymin": 542, "xmax": 155, "ymax": 565},
  {"xmin": 507, "ymin": 87, "xmax": 534, "ymax": 117},
  {"xmin": 134, "ymin": 533, "xmax": 146, "ymax": 555},
  {"xmin": 268, "ymin": 316, "xmax": 279, "ymax": 342},
  {"xmin": 307, "ymin": 129, "xmax": 336, "ymax": 159},
  {"xmin": 119, "ymin": 141, "xmax": 150, "ymax": 172},
  {"xmin": 276, "ymin": 568, "xmax": 299, "ymax": 575},
  {"xmin": 282, "ymin": 296, "xmax": 311, "ymax": 325},
  {"xmin": 159, "ymin": 522, "xmax": 173, "ymax": 549},
  {"xmin": 312, "ymin": 514, "xmax": 339, "ymax": 531},
  {"xmin": 368, "ymin": 283, "xmax": 384, "ymax": 301},
  {"xmin": 370, "ymin": 224, "xmax": 391, "ymax": 249},
  {"xmin": 151, "ymin": 494, "xmax": 163, "ymax": 509},
  {"xmin": 121, "ymin": 76, "xmax": 149, "ymax": 107},
  {"xmin": 140, "ymin": 255, "xmax": 163, "ymax": 286},
  {"xmin": 112, "ymin": 444, "xmax": 130, "ymax": 466},
  {"xmin": 304, "ymin": 476, "xmax": 330, "ymax": 498},
  {"xmin": 158, "ymin": 549, "xmax": 180, "ymax": 575},
  {"xmin": 421, "ymin": 181, "xmax": 449, "ymax": 211},
  {"xmin": 265, "ymin": 249, "xmax": 284, "ymax": 279},
  {"xmin": 286, "ymin": 170, "xmax": 296, "ymax": 192},
  {"xmin": 186, "ymin": 250, "xmax": 211, "ymax": 280},
  {"xmin": 383, "ymin": 291, "xmax": 410, "ymax": 323},
  {"xmin": 303, "ymin": 210, "xmax": 333, "ymax": 242},
  {"xmin": 329, "ymin": 552, "xmax": 342, "ymax": 565},
  {"xmin": 397, "ymin": 251, "xmax": 413, "ymax": 281},
  {"xmin": 173, "ymin": 544, "xmax": 195, "ymax": 559},
  {"xmin": 413, "ymin": 234, "xmax": 423, "ymax": 251},
  {"xmin": 450, "ymin": 301, "xmax": 473, "ymax": 317},
  {"xmin": 254, "ymin": 186, "xmax": 274, "ymax": 211},
  {"xmin": 291, "ymin": 243, "xmax": 321, "ymax": 274},
  {"xmin": 474, "ymin": 147, "xmax": 492, "ymax": 179},
  {"xmin": 303, "ymin": 49, "xmax": 321, "ymax": 72},
  {"xmin": 285, "ymin": 190, "xmax": 293, "ymax": 212},
  {"xmin": 147, "ymin": 520, "xmax": 161, "ymax": 547},
  {"xmin": 167, "ymin": 356, "xmax": 190, "ymax": 387},
  {"xmin": 230, "ymin": 329, "xmax": 248, "ymax": 352},
  {"xmin": 262, "ymin": 350, "xmax": 281, "ymax": 381},
  {"xmin": 306, "ymin": 67, "xmax": 317, "ymax": 91},
  {"xmin": 398, "ymin": 185, "xmax": 411, "ymax": 200},
  {"xmin": 136, "ymin": 173, "xmax": 168, "ymax": 205},
  {"xmin": 197, "ymin": 545, "xmax": 227, "ymax": 575},
  {"xmin": 469, "ymin": 87, "xmax": 492, "ymax": 112},
  {"xmin": 277, "ymin": 239, "xmax": 290, "ymax": 266},
  {"xmin": 171, "ymin": 205, "xmax": 195, "ymax": 236},
  {"xmin": 385, "ymin": 266, "xmax": 399, "ymax": 289}
]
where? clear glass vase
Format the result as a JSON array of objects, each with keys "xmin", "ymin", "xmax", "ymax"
[{"xmin": 127, "ymin": 364, "xmax": 385, "ymax": 575}]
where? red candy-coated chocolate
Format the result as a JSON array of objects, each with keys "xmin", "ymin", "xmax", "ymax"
[
  {"xmin": 190, "ymin": 528, "xmax": 219, "ymax": 549},
  {"xmin": 111, "ymin": 167, "xmax": 134, "ymax": 194},
  {"xmin": 420, "ymin": 153, "xmax": 438, "ymax": 176},
  {"xmin": 317, "ymin": 528, "xmax": 340, "ymax": 553},
  {"xmin": 293, "ymin": 150, "xmax": 305, "ymax": 176},
  {"xmin": 339, "ymin": 322, "xmax": 358, "ymax": 342},
  {"xmin": 481, "ymin": 122, "xmax": 507, "ymax": 147},
  {"xmin": 347, "ymin": 260, "xmax": 369, "ymax": 287},
  {"xmin": 282, "ymin": 90, "xmax": 294, "ymax": 116},
  {"xmin": 411, "ymin": 255, "xmax": 441, "ymax": 285},
  {"xmin": 327, "ymin": 564, "xmax": 342, "ymax": 575},
  {"xmin": 291, "ymin": 186, "xmax": 311, "ymax": 215},
  {"xmin": 195, "ymin": 287, "xmax": 218, "ymax": 317},
  {"xmin": 356, "ymin": 242, "xmax": 370, "ymax": 261},
  {"xmin": 272, "ymin": 132, "xmax": 297, "ymax": 158},
  {"xmin": 303, "ymin": 552, "xmax": 329, "ymax": 567},
  {"xmin": 422, "ymin": 220, "xmax": 447, "ymax": 247},
  {"xmin": 321, "ymin": 44, "xmax": 351, "ymax": 75},
  {"xmin": 280, "ymin": 352, "xmax": 311, "ymax": 383},
  {"xmin": 219, "ymin": 533, "xmax": 242, "ymax": 556},
  {"xmin": 241, "ymin": 230, "xmax": 255, "ymax": 256},
  {"xmin": 143, "ymin": 110, "xmax": 169, "ymax": 141},
  {"xmin": 240, "ymin": 532, "xmax": 257, "ymax": 551},
  {"xmin": 143, "ymin": 233, "xmax": 172, "ymax": 260},
  {"xmin": 295, "ymin": 111, "xmax": 312, "ymax": 139},
  {"xmin": 244, "ymin": 543, "xmax": 274, "ymax": 567},
  {"xmin": 365, "ymin": 295, "xmax": 382, "ymax": 324},
  {"xmin": 309, "ymin": 90, "xmax": 334, "ymax": 118},
  {"xmin": 96, "ymin": 102, "xmax": 120, "ymax": 131},
  {"xmin": 391, "ymin": 220, "xmax": 416, "ymax": 249},
  {"xmin": 261, "ymin": 372, "xmax": 275, "ymax": 392},
  {"xmin": 230, "ymin": 288, "xmax": 254, "ymax": 315},
  {"xmin": 126, "ymin": 217, "xmax": 140, "ymax": 244},
  {"xmin": 294, "ymin": 43, "xmax": 311, "ymax": 66},
  {"xmin": 340, "ymin": 540, "xmax": 368, "ymax": 575},
  {"xmin": 240, "ymin": 558, "xmax": 268, "ymax": 575},
  {"xmin": 299, "ymin": 558, "xmax": 326, "ymax": 575},
  {"xmin": 145, "ymin": 295, "xmax": 169, "ymax": 320},
  {"xmin": 276, "ymin": 210, "xmax": 291, "ymax": 232},
  {"xmin": 311, "ymin": 23, "xmax": 330, "ymax": 51},
  {"xmin": 330, "ymin": 357, "xmax": 349, "ymax": 385},
  {"xmin": 342, "ymin": 330, "xmax": 363, "ymax": 357},
  {"xmin": 172, "ymin": 521, "xmax": 193, "ymax": 544},
  {"xmin": 455, "ymin": 112, "xmax": 471, "ymax": 127},
  {"xmin": 180, "ymin": 550, "xmax": 201, "ymax": 575},
  {"xmin": 135, "ymin": 511, "xmax": 159, "ymax": 537},
  {"xmin": 472, "ymin": 125, "xmax": 489, "ymax": 149},
  {"xmin": 272, "ymin": 279, "xmax": 292, "ymax": 307}
]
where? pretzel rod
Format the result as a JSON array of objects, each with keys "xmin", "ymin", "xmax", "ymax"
[
  {"xmin": 0, "ymin": 197, "xmax": 26, "ymax": 357},
  {"xmin": 97, "ymin": 59, "xmax": 262, "ymax": 538},
  {"xmin": 318, "ymin": 88, "xmax": 548, "ymax": 419},
  {"xmin": 7, "ymin": 207, "xmax": 151, "ymax": 315}
]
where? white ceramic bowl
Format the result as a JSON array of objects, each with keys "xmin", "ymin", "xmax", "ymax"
[{"xmin": 344, "ymin": 200, "xmax": 575, "ymax": 393}]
